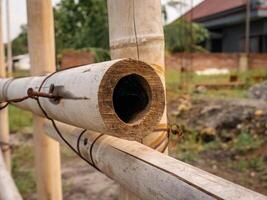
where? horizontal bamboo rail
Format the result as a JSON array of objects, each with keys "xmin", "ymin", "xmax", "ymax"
[
  {"xmin": 0, "ymin": 150, "xmax": 22, "ymax": 200},
  {"xmin": 45, "ymin": 121, "xmax": 267, "ymax": 200},
  {"xmin": 0, "ymin": 59, "xmax": 165, "ymax": 140}
]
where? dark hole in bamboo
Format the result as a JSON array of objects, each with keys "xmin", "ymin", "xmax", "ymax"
[{"xmin": 113, "ymin": 74, "xmax": 151, "ymax": 124}]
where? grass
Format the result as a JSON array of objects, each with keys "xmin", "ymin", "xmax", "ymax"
[
  {"xmin": 230, "ymin": 156, "xmax": 266, "ymax": 173},
  {"xmin": 6, "ymin": 70, "xmax": 33, "ymax": 133},
  {"xmin": 232, "ymin": 132, "xmax": 263, "ymax": 154},
  {"xmin": 170, "ymin": 125, "xmax": 267, "ymax": 188},
  {"xmin": 165, "ymin": 69, "xmax": 181, "ymax": 91},
  {"xmin": 262, "ymin": 172, "xmax": 267, "ymax": 187},
  {"xmin": 173, "ymin": 130, "xmax": 204, "ymax": 162},
  {"xmin": 12, "ymin": 145, "xmax": 36, "ymax": 198},
  {"xmin": 13, "ymin": 70, "xmax": 30, "ymax": 77},
  {"xmin": 231, "ymin": 156, "xmax": 267, "ymax": 186},
  {"xmin": 165, "ymin": 68, "xmax": 267, "ymax": 99},
  {"xmin": 9, "ymin": 105, "xmax": 33, "ymax": 133}
]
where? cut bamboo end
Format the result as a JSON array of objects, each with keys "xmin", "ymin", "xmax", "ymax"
[{"xmin": 99, "ymin": 59, "xmax": 165, "ymax": 141}]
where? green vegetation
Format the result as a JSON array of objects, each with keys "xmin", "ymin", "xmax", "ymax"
[
  {"xmin": 10, "ymin": 25, "xmax": 28, "ymax": 56},
  {"xmin": 12, "ymin": 145, "xmax": 36, "ymax": 198},
  {"xmin": 233, "ymin": 132, "xmax": 263, "ymax": 154},
  {"xmin": 54, "ymin": 0, "xmax": 109, "ymax": 53},
  {"xmin": 13, "ymin": 70, "xmax": 30, "ymax": 77},
  {"xmin": 9, "ymin": 106, "xmax": 32, "ymax": 133},
  {"xmin": 164, "ymin": 20, "xmax": 209, "ymax": 53},
  {"xmin": 232, "ymin": 156, "xmax": 266, "ymax": 173},
  {"xmin": 13, "ymin": 1, "xmax": 211, "ymax": 57},
  {"xmin": 165, "ymin": 69, "xmax": 181, "ymax": 91},
  {"xmin": 231, "ymin": 156, "xmax": 267, "ymax": 187},
  {"xmin": 89, "ymin": 47, "xmax": 110, "ymax": 62},
  {"xmin": 170, "ymin": 123, "xmax": 267, "ymax": 188},
  {"xmin": 173, "ymin": 130, "xmax": 203, "ymax": 162},
  {"xmin": 165, "ymin": 68, "xmax": 267, "ymax": 99},
  {"xmin": 11, "ymin": 0, "xmax": 109, "ymax": 59},
  {"xmin": 8, "ymin": 71, "xmax": 32, "ymax": 133},
  {"xmin": 11, "ymin": 1, "xmax": 212, "ymax": 59},
  {"xmin": 262, "ymin": 172, "xmax": 267, "ymax": 187}
]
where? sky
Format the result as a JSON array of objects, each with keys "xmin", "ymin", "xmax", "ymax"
[
  {"xmin": 1, "ymin": 0, "xmax": 203, "ymax": 43},
  {"xmin": 163, "ymin": 0, "xmax": 203, "ymax": 23},
  {"xmin": 1, "ymin": 0, "xmax": 60, "ymax": 42}
]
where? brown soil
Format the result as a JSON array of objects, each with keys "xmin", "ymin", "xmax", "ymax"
[
  {"xmin": 11, "ymin": 94, "xmax": 267, "ymax": 198},
  {"xmin": 61, "ymin": 150, "xmax": 119, "ymax": 200},
  {"xmin": 11, "ymin": 133, "xmax": 119, "ymax": 200},
  {"xmin": 167, "ymin": 94, "xmax": 267, "ymax": 195}
]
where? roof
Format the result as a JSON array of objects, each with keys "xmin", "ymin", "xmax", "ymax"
[
  {"xmin": 183, "ymin": 0, "xmax": 246, "ymax": 21},
  {"xmin": 12, "ymin": 54, "xmax": 29, "ymax": 61}
]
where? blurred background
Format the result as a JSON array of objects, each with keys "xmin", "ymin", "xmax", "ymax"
[{"xmin": 1, "ymin": 0, "xmax": 267, "ymax": 199}]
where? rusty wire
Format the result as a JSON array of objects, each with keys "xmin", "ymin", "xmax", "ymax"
[
  {"xmin": 34, "ymin": 68, "xmax": 103, "ymax": 172},
  {"xmin": 131, "ymin": 1, "xmax": 171, "ymax": 151},
  {"xmin": 0, "ymin": 96, "xmax": 30, "ymax": 110},
  {"xmin": 0, "ymin": 86, "xmax": 61, "ymax": 110},
  {"xmin": 0, "ymin": 73, "xmax": 171, "ymax": 170},
  {"xmin": 0, "ymin": 57, "xmax": 172, "ymax": 169},
  {"xmin": 0, "ymin": 66, "xmax": 103, "ymax": 172}
]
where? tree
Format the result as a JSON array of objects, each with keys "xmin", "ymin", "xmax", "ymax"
[
  {"xmin": 54, "ymin": 0, "xmax": 109, "ymax": 53},
  {"xmin": 164, "ymin": 19, "xmax": 209, "ymax": 53},
  {"xmin": 9, "ymin": 0, "xmax": 110, "ymax": 61},
  {"xmin": 163, "ymin": 0, "xmax": 182, "ymax": 21},
  {"xmin": 11, "ymin": 25, "xmax": 28, "ymax": 56}
]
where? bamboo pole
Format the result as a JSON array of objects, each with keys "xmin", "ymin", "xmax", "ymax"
[
  {"xmin": 44, "ymin": 121, "xmax": 267, "ymax": 200},
  {"xmin": 107, "ymin": 0, "xmax": 167, "ymax": 198},
  {"xmin": 0, "ymin": 59, "xmax": 165, "ymax": 140},
  {"xmin": 0, "ymin": 0, "xmax": 10, "ymax": 172},
  {"xmin": 108, "ymin": 0, "xmax": 168, "ymax": 152},
  {"xmin": 26, "ymin": 1, "xmax": 62, "ymax": 199},
  {"xmin": 5, "ymin": 0, "xmax": 12, "ymax": 76},
  {"xmin": 0, "ymin": 150, "xmax": 22, "ymax": 200}
]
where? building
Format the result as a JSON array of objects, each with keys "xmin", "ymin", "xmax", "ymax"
[
  {"xmin": 162, "ymin": 0, "xmax": 204, "ymax": 24},
  {"xmin": 183, "ymin": 0, "xmax": 267, "ymax": 53},
  {"xmin": 13, "ymin": 54, "xmax": 30, "ymax": 71}
]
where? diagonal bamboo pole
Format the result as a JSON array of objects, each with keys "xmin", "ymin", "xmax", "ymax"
[
  {"xmin": 44, "ymin": 121, "xmax": 267, "ymax": 200},
  {"xmin": 26, "ymin": 1, "xmax": 62, "ymax": 199},
  {"xmin": 0, "ymin": 150, "xmax": 22, "ymax": 200},
  {"xmin": 107, "ymin": 0, "xmax": 167, "ymax": 198},
  {"xmin": 0, "ymin": 0, "xmax": 10, "ymax": 172}
]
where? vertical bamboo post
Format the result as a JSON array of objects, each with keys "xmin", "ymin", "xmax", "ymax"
[
  {"xmin": 0, "ymin": 0, "xmax": 11, "ymax": 172},
  {"xmin": 27, "ymin": 1, "xmax": 62, "ymax": 199},
  {"xmin": 108, "ymin": 0, "xmax": 168, "ymax": 199},
  {"xmin": 5, "ymin": 0, "xmax": 12, "ymax": 76}
]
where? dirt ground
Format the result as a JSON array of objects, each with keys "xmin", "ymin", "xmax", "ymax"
[
  {"xmin": 11, "ymin": 89, "xmax": 267, "ymax": 199},
  {"xmin": 10, "ymin": 133, "xmax": 119, "ymax": 200},
  {"xmin": 61, "ymin": 152, "xmax": 118, "ymax": 200},
  {"xmin": 167, "ymin": 94, "xmax": 267, "ymax": 195}
]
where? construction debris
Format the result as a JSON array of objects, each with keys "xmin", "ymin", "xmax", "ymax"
[{"xmin": 169, "ymin": 97, "xmax": 267, "ymax": 140}]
